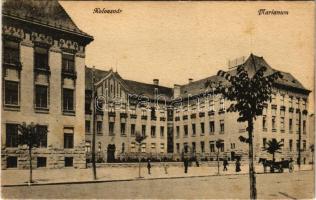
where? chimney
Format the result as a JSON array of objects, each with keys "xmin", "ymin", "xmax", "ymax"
[
  {"xmin": 188, "ymin": 78, "xmax": 193, "ymax": 84},
  {"xmin": 153, "ymin": 79, "xmax": 159, "ymax": 86},
  {"xmin": 173, "ymin": 84, "xmax": 181, "ymax": 98}
]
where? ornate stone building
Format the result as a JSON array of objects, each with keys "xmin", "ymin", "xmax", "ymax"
[
  {"xmin": 1, "ymin": 0, "xmax": 93, "ymax": 169},
  {"xmin": 86, "ymin": 54, "xmax": 312, "ymax": 164}
]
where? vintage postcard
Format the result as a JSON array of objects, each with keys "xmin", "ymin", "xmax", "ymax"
[{"xmin": 1, "ymin": 0, "xmax": 315, "ymax": 199}]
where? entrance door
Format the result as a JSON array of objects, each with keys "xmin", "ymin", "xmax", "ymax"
[
  {"xmin": 231, "ymin": 151, "xmax": 235, "ymax": 161},
  {"xmin": 107, "ymin": 144, "xmax": 116, "ymax": 163}
]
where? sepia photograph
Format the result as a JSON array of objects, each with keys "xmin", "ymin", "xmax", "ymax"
[{"xmin": 1, "ymin": 0, "xmax": 315, "ymax": 199}]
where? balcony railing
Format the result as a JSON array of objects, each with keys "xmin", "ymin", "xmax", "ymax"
[
  {"xmin": 175, "ymin": 116, "xmax": 180, "ymax": 121},
  {"xmin": 190, "ymin": 113, "xmax": 196, "ymax": 119},
  {"xmin": 289, "ymin": 107, "xmax": 294, "ymax": 113},
  {"xmin": 183, "ymin": 115, "xmax": 188, "ymax": 120},
  {"xmin": 160, "ymin": 117, "xmax": 166, "ymax": 121},
  {"xmin": 120, "ymin": 113, "xmax": 128, "ymax": 118},
  {"xmin": 208, "ymin": 110, "xmax": 215, "ymax": 116},
  {"xmin": 108, "ymin": 112, "xmax": 116, "ymax": 117}
]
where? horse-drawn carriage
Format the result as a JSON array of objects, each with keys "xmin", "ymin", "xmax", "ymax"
[{"xmin": 259, "ymin": 158, "xmax": 294, "ymax": 173}]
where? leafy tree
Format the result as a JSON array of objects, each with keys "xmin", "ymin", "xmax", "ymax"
[
  {"xmin": 18, "ymin": 122, "xmax": 48, "ymax": 184},
  {"xmin": 214, "ymin": 54, "xmax": 283, "ymax": 199},
  {"xmin": 215, "ymin": 139, "xmax": 224, "ymax": 174},
  {"xmin": 263, "ymin": 139, "xmax": 284, "ymax": 162},
  {"xmin": 135, "ymin": 131, "xmax": 147, "ymax": 178}
]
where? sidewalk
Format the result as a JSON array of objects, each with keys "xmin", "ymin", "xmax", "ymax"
[{"xmin": 1, "ymin": 164, "xmax": 312, "ymax": 187}]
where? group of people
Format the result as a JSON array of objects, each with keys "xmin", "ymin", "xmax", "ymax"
[
  {"xmin": 223, "ymin": 158, "xmax": 241, "ymax": 172},
  {"xmin": 146, "ymin": 157, "xmax": 242, "ymax": 175}
]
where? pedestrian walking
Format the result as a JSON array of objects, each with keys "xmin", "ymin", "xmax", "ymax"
[
  {"xmin": 163, "ymin": 158, "xmax": 169, "ymax": 174},
  {"xmin": 235, "ymin": 158, "xmax": 241, "ymax": 172},
  {"xmin": 223, "ymin": 159, "xmax": 228, "ymax": 171},
  {"xmin": 195, "ymin": 157, "xmax": 200, "ymax": 167},
  {"xmin": 184, "ymin": 158, "xmax": 189, "ymax": 173},
  {"xmin": 147, "ymin": 159, "xmax": 152, "ymax": 175}
]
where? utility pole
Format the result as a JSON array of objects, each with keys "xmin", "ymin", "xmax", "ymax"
[
  {"xmin": 298, "ymin": 110, "xmax": 301, "ymax": 171},
  {"xmin": 91, "ymin": 66, "xmax": 97, "ymax": 180}
]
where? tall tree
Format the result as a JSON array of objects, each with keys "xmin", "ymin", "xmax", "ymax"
[
  {"xmin": 213, "ymin": 54, "xmax": 283, "ymax": 199},
  {"xmin": 18, "ymin": 122, "xmax": 48, "ymax": 184},
  {"xmin": 216, "ymin": 139, "xmax": 224, "ymax": 175},
  {"xmin": 263, "ymin": 139, "xmax": 284, "ymax": 162},
  {"xmin": 135, "ymin": 132, "xmax": 147, "ymax": 178}
]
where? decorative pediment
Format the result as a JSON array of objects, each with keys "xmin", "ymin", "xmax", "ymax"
[
  {"xmin": 2, "ymin": 25, "xmax": 24, "ymax": 41},
  {"xmin": 31, "ymin": 32, "xmax": 53, "ymax": 47},
  {"xmin": 59, "ymin": 39, "xmax": 79, "ymax": 53}
]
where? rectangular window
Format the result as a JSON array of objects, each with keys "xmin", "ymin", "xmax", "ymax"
[
  {"xmin": 184, "ymin": 125, "xmax": 188, "ymax": 137},
  {"xmin": 62, "ymin": 53, "xmax": 75, "ymax": 73},
  {"xmin": 63, "ymin": 88, "xmax": 74, "ymax": 111},
  {"xmin": 192, "ymin": 124, "xmax": 196, "ymax": 135},
  {"xmin": 303, "ymin": 99, "xmax": 307, "ymax": 109},
  {"xmin": 303, "ymin": 120, "xmax": 306, "ymax": 134},
  {"xmin": 262, "ymin": 116, "xmax": 267, "ymax": 130},
  {"xmin": 280, "ymin": 117, "xmax": 285, "ymax": 131},
  {"xmin": 142, "ymin": 125, "xmax": 146, "ymax": 136},
  {"xmin": 272, "ymin": 108, "xmax": 277, "ymax": 116},
  {"xmin": 97, "ymin": 121, "xmax": 103, "ymax": 133},
  {"xmin": 64, "ymin": 128, "xmax": 74, "ymax": 149},
  {"xmin": 176, "ymin": 126, "xmax": 180, "ymax": 138},
  {"xmin": 281, "ymin": 139, "xmax": 284, "ymax": 149},
  {"xmin": 85, "ymin": 120, "xmax": 90, "ymax": 133},
  {"xmin": 201, "ymin": 141, "xmax": 205, "ymax": 153},
  {"xmin": 37, "ymin": 157, "xmax": 47, "ymax": 168},
  {"xmin": 120, "ymin": 123, "xmax": 126, "ymax": 135},
  {"xmin": 6, "ymin": 124, "xmax": 18, "ymax": 147},
  {"xmin": 231, "ymin": 143, "xmax": 236, "ymax": 149},
  {"xmin": 160, "ymin": 143, "xmax": 165, "ymax": 153},
  {"xmin": 6, "ymin": 156, "xmax": 17, "ymax": 168},
  {"xmin": 209, "ymin": 121, "xmax": 215, "ymax": 134},
  {"xmin": 131, "ymin": 124, "xmax": 136, "ymax": 136},
  {"xmin": 209, "ymin": 99, "xmax": 215, "ymax": 111},
  {"xmin": 176, "ymin": 143, "xmax": 180, "ymax": 153},
  {"xmin": 280, "ymin": 109, "xmax": 285, "ymax": 117},
  {"xmin": 296, "ymin": 98, "xmax": 300, "ymax": 108},
  {"xmin": 200, "ymin": 122, "xmax": 205, "ymax": 134},
  {"xmin": 35, "ymin": 85, "xmax": 48, "ymax": 108},
  {"xmin": 210, "ymin": 141, "xmax": 215, "ymax": 152},
  {"xmin": 220, "ymin": 142, "xmax": 225, "ymax": 152},
  {"xmin": 296, "ymin": 118, "xmax": 299, "ymax": 133},
  {"xmin": 151, "ymin": 126, "xmax": 156, "ymax": 138},
  {"xmin": 280, "ymin": 95, "xmax": 284, "ymax": 106},
  {"xmin": 289, "ymin": 119, "xmax": 293, "ymax": 132},
  {"xmin": 65, "ymin": 157, "xmax": 73, "ymax": 167},
  {"xmin": 263, "ymin": 138, "xmax": 267, "ymax": 148},
  {"xmin": 303, "ymin": 140, "xmax": 306, "ymax": 151},
  {"xmin": 3, "ymin": 40, "xmax": 20, "ymax": 64},
  {"xmin": 141, "ymin": 143, "xmax": 146, "ymax": 153},
  {"xmin": 131, "ymin": 142, "xmax": 136, "ymax": 152},
  {"xmin": 289, "ymin": 96, "xmax": 293, "ymax": 107},
  {"xmin": 109, "ymin": 122, "xmax": 115, "ymax": 135},
  {"xmin": 160, "ymin": 126, "xmax": 164, "ymax": 138},
  {"xmin": 220, "ymin": 98, "xmax": 225, "ymax": 110},
  {"xmin": 272, "ymin": 116, "xmax": 276, "ymax": 130},
  {"xmin": 296, "ymin": 140, "xmax": 300, "ymax": 151},
  {"xmin": 34, "ymin": 46, "xmax": 48, "ymax": 69},
  {"xmin": 37, "ymin": 125, "xmax": 47, "ymax": 148},
  {"xmin": 192, "ymin": 142, "xmax": 196, "ymax": 152},
  {"xmin": 220, "ymin": 120, "xmax": 224, "ymax": 133},
  {"xmin": 5, "ymin": 81, "xmax": 19, "ymax": 105},
  {"xmin": 289, "ymin": 139, "xmax": 293, "ymax": 151}
]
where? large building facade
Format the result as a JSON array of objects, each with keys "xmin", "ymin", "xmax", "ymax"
[
  {"xmin": 86, "ymin": 54, "xmax": 312, "ymax": 164},
  {"xmin": 1, "ymin": 0, "xmax": 93, "ymax": 169}
]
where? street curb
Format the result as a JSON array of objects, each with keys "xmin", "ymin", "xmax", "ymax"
[{"xmin": 1, "ymin": 169, "xmax": 312, "ymax": 187}]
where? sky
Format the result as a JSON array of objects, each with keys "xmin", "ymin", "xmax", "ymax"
[{"xmin": 60, "ymin": 1, "xmax": 314, "ymax": 112}]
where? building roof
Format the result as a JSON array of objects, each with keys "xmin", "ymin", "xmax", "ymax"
[
  {"xmin": 85, "ymin": 67, "xmax": 173, "ymax": 100},
  {"xmin": 85, "ymin": 67, "xmax": 110, "ymax": 90},
  {"xmin": 124, "ymin": 80, "xmax": 173, "ymax": 100},
  {"xmin": 2, "ymin": 0, "xmax": 93, "ymax": 40},
  {"xmin": 178, "ymin": 54, "xmax": 309, "ymax": 97}
]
